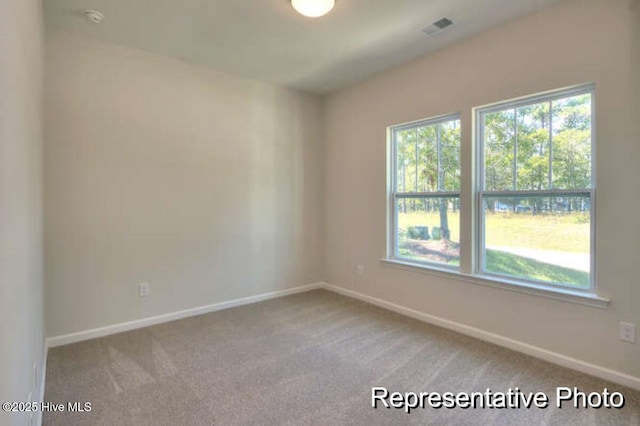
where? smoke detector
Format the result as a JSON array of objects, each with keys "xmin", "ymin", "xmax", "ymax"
[
  {"xmin": 83, "ymin": 10, "xmax": 105, "ymax": 24},
  {"xmin": 422, "ymin": 17, "xmax": 454, "ymax": 37}
]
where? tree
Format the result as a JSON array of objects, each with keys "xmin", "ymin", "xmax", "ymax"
[
  {"xmin": 482, "ymin": 93, "xmax": 591, "ymax": 214},
  {"xmin": 437, "ymin": 120, "xmax": 460, "ymax": 240}
]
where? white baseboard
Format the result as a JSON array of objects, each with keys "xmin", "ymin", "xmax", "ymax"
[
  {"xmin": 46, "ymin": 283, "xmax": 322, "ymax": 348},
  {"xmin": 44, "ymin": 280, "xmax": 640, "ymax": 392},
  {"xmin": 321, "ymin": 282, "xmax": 640, "ymax": 392}
]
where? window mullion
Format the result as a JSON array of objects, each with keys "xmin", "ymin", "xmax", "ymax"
[
  {"xmin": 548, "ymin": 100, "xmax": 553, "ymax": 189},
  {"xmin": 396, "ymin": 192, "xmax": 460, "ymax": 198},
  {"xmin": 437, "ymin": 124, "xmax": 442, "ymax": 191},
  {"xmin": 513, "ymin": 107, "xmax": 518, "ymax": 192},
  {"xmin": 480, "ymin": 189, "xmax": 590, "ymax": 198},
  {"xmin": 415, "ymin": 128, "xmax": 419, "ymax": 193}
]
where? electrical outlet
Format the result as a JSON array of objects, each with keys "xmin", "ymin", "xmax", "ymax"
[
  {"xmin": 619, "ymin": 321, "xmax": 636, "ymax": 343},
  {"xmin": 355, "ymin": 264, "xmax": 364, "ymax": 276},
  {"xmin": 139, "ymin": 282, "xmax": 150, "ymax": 297}
]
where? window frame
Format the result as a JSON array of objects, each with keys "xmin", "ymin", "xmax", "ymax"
[
  {"xmin": 384, "ymin": 84, "xmax": 601, "ymax": 302},
  {"xmin": 387, "ymin": 113, "xmax": 462, "ymax": 270},
  {"xmin": 474, "ymin": 84, "xmax": 596, "ymax": 293}
]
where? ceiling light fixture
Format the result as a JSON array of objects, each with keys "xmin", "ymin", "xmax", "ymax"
[{"xmin": 290, "ymin": 0, "xmax": 335, "ymax": 18}]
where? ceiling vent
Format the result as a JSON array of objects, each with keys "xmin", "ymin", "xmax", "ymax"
[
  {"xmin": 422, "ymin": 17, "xmax": 454, "ymax": 37},
  {"xmin": 83, "ymin": 10, "xmax": 105, "ymax": 24}
]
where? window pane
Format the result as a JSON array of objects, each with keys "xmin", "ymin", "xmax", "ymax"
[
  {"xmin": 483, "ymin": 109, "xmax": 515, "ymax": 191},
  {"xmin": 417, "ymin": 125, "xmax": 437, "ymax": 192},
  {"xmin": 395, "ymin": 129, "xmax": 417, "ymax": 192},
  {"xmin": 483, "ymin": 92, "xmax": 592, "ymax": 193},
  {"xmin": 396, "ymin": 197, "xmax": 460, "ymax": 266},
  {"xmin": 551, "ymin": 94, "xmax": 592, "ymax": 189},
  {"xmin": 440, "ymin": 120, "xmax": 461, "ymax": 192},
  {"xmin": 516, "ymin": 102, "xmax": 551, "ymax": 191},
  {"xmin": 482, "ymin": 195, "xmax": 591, "ymax": 288},
  {"xmin": 394, "ymin": 118, "xmax": 460, "ymax": 193}
]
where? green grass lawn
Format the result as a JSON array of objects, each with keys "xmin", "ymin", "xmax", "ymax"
[
  {"xmin": 398, "ymin": 210, "xmax": 590, "ymax": 288},
  {"xmin": 399, "ymin": 245, "xmax": 589, "ymax": 288},
  {"xmin": 485, "ymin": 249, "xmax": 589, "ymax": 288},
  {"xmin": 398, "ymin": 211, "xmax": 589, "ymax": 253}
]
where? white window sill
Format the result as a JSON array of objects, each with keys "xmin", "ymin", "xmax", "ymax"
[{"xmin": 380, "ymin": 258, "xmax": 610, "ymax": 309}]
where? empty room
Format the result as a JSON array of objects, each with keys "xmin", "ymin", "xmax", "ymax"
[{"xmin": 1, "ymin": 0, "xmax": 639, "ymax": 424}]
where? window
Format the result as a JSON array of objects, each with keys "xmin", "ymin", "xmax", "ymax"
[
  {"xmin": 477, "ymin": 85, "xmax": 594, "ymax": 291},
  {"xmin": 389, "ymin": 114, "xmax": 461, "ymax": 269},
  {"xmin": 387, "ymin": 84, "xmax": 596, "ymax": 297}
]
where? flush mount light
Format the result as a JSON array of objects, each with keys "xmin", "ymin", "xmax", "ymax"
[
  {"xmin": 83, "ymin": 10, "xmax": 105, "ymax": 24},
  {"xmin": 290, "ymin": 0, "xmax": 335, "ymax": 18}
]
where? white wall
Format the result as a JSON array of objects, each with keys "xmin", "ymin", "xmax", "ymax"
[
  {"xmin": 0, "ymin": 0, "xmax": 45, "ymax": 424},
  {"xmin": 45, "ymin": 30, "xmax": 324, "ymax": 337},
  {"xmin": 324, "ymin": 0, "xmax": 640, "ymax": 378}
]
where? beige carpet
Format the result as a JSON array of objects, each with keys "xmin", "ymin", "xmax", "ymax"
[{"xmin": 44, "ymin": 290, "xmax": 639, "ymax": 425}]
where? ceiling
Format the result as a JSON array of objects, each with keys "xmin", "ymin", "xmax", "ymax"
[{"xmin": 44, "ymin": 0, "xmax": 563, "ymax": 94}]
